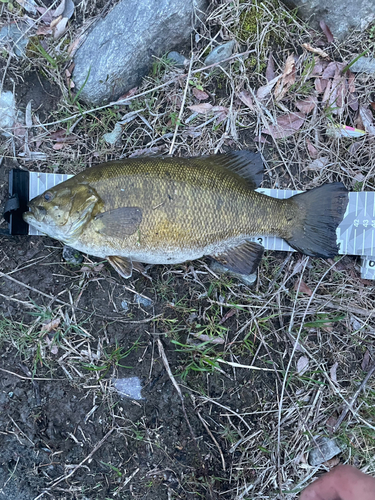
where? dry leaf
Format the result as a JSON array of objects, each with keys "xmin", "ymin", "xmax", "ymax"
[
  {"xmin": 49, "ymin": 129, "xmax": 76, "ymax": 143},
  {"xmin": 80, "ymin": 263, "xmax": 105, "ymax": 274},
  {"xmin": 36, "ymin": 6, "xmax": 55, "ymax": 23},
  {"xmin": 347, "ymin": 70, "xmax": 356, "ymax": 93},
  {"xmin": 256, "ymin": 75, "xmax": 281, "ymax": 100},
  {"xmin": 302, "ymin": 43, "xmax": 329, "ymax": 59},
  {"xmin": 322, "ymin": 61, "xmax": 345, "ymax": 79},
  {"xmin": 326, "ymin": 415, "xmax": 338, "ymax": 434},
  {"xmin": 274, "ymin": 54, "xmax": 296, "ymax": 100},
  {"xmin": 361, "ymin": 349, "xmax": 372, "ymax": 371},
  {"xmin": 192, "ymin": 87, "xmax": 209, "ymax": 100},
  {"xmin": 116, "ymin": 87, "xmax": 138, "ymax": 102},
  {"xmin": 325, "ymin": 457, "xmax": 341, "ymax": 468},
  {"xmin": 41, "ymin": 318, "xmax": 61, "ymax": 333},
  {"xmin": 266, "ymin": 52, "xmax": 275, "ymax": 82},
  {"xmin": 297, "ymin": 356, "xmax": 309, "ymax": 375},
  {"xmin": 215, "ymin": 111, "xmax": 228, "ymax": 124},
  {"xmin": 219, "ymin": 309, "xmax": 236, "ymax": 325},
  {"xmin": 190, "ymin": 332, "xmax": 225, "ymax": 344},
  {"xmin": 359, "ymin": 106, "xmax": 375, "ymax": 136},
  {"xmin": 330, "ymin": 362, "xmax": 338, "ymax": 383},
  {"xmin": 54, "ymin": 0, "xmax": 66, "ymax": 17},
  {"xmin": 295, "ymin": 95, "xmax": 317, "ymax": 114},
  {"xmin": 211, "ymin": 105, "xmax": 228, "ymax": 113},
  {"xmin": 61, "ymin": 0, "xmax": 74, "ymax": 19},
  {"xmin": 36, "ymin": 25, "xmax": 53, "ymax": 35},
  {"xmin": 315, "ymin": 77, "xmax": 328, "ymax": 93},
  {"xmin": 13, "ymin": 122, "xmax": 26, "ymax": 139},
  {"xmin": 237, "ymin": 90, "xmax": 254, "ymax": 111},
  {"xmin": 310, "ymin": 58, "xmax": 328, "ymax": 77},
  {"xmin": 348, "ymin": 92, "xmax": 358, "ymax": 111},
  {"xmin": 53, "ymin": 16, "xmax": 68, "ymax": 39},
  {"xmin": 319, "ymin": 20, "xmax": 334, "ymax": 43},
  {"xmin": 306, "ymin": 139, "xmax": 319, "ymax": 158},
  {"xmin": 188, "ymin": 103, "xmax": 213, "ymax": 113},
  {"xmin": 25, "ymin": 101, "xmax": 32, "ymax": 128},
  {"xmin": 262, "ymin": 111, "xmax": 306, "ymax": 139},
  {"xmin": 68, "ymin": 36, "xmax": 83, "ymax": 57},
  {"xmin": 305, "ymin": 157, "xmax": 329, "ymax": 171},
  {"xmin": 322, "ymin": 79, "xmax": 332, "ymax": 103},
  {"xmin": 294, "ymin": 278, "xmax": 313, "ymax": 296}
]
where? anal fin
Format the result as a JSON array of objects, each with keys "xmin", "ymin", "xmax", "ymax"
[
  {"xmin": 107, "ymin": 256, "xmax": 133, "ymax": 279},
  {"xmin": 211, "ymin": 240, "xmax": 264, "ymax": 275}
]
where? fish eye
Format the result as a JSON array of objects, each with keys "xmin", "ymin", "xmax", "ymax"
[{"xmin": 44, "ymin": 191, "xmax": 54, "ymax": 201}]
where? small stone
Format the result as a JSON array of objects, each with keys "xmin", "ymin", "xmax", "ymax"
[
  {"xmin": 210, "ymin": 260, "xmax": 257, "ymax": 286},
  {"xmin": 0, "ymin": 23, "xmax": 29, "ymax": 57},
  {"xmin": 135, "ymin": 294, "xmax": 153, "ymax": 308},
  {"xmin": 308, "ymin": 436, "xmax": 342, "ymax": 466},
  {"xmin": 103, "ymin": 122, "xmax": 122, "ymax": 145},
  {"xmin": 0, "ymin": 91, "xmax": 16, "ymax": 137},
  {"xmin": 121, "ymin": 300, "xmax": 129, "ymax": 312},
  {"xmin": 167, "ymin": 51, "xmax": 188, "ymax": 68},
  {"xmin": 204, "ymin": 40, "xmax": 235, "ymax": 68},
  {"xmin": 62, "ymin": 246, "xmax": 83, "ymax": 265},
  {"xmin": 112, "ymin": 377, "xmax": 143, "ymax": 400}
]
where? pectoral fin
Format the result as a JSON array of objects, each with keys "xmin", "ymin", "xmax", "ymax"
[
  {"xmin": 95, "ymin": 207, "xmax": 142, "ymax": 237},
  {"xmin": 107, "ymin": 256, "xmax": 133, "ymax": 279},
  {"xmin": 211, "ymin": 240, "xmax": 264, "ymax": 275}
]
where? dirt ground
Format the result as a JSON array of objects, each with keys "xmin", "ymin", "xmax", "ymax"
[
  {"xmin": 0, "ymin": 227, "xmax": 281, "ymax": 500},
  {"xmin": 1, "ymin": 1, "xmax": 375, "ymax": 499}
]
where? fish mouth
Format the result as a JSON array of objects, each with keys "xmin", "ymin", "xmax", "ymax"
[{"xmin": 23, "ymin": 205, "xmax": 46, "ymax": 222}]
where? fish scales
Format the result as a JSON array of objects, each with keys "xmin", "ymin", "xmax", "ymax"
[
  {"xmin": 23, "ymin": 152, "xmax": 349, "ymax": 278},
  {"xmin": 66, "ymin": 158, "xmax": 289, "ymax": 260}
]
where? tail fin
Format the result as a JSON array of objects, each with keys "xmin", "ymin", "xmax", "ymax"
[{"xmin": 285, "ymin": 183, "xmax": 348, "ymax": 258}]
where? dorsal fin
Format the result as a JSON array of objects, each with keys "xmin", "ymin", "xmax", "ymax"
[{"xmin": 197, "ymin": 151, "xmax": 264, "ymax": 189}]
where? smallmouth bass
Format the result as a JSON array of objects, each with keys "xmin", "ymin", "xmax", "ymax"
[{"xmin": 23, "ymin": 151, "xmax": 348, "ymax": 278}]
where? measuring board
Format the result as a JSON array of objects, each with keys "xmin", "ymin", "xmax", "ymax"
[{"xmin": 4, "ymin": 170, "xmax": 375, "ymax": 280}]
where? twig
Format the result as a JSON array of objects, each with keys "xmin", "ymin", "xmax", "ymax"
[
  {"xmin": 169, "ymin": 55, "xmax": 193, "ymax": 155},
  {"xmin": 197, "ymin": 412, "xmax": 226, "ymax": 471},
  {"xmin": 216, "ymin": 358, "xmax": 277, "ymax": 372},
  {"xmin": 157, "ymin": 339, "xmax": 197, "ymax": 443},
  {"xmin": 34, "ymin": 427, "xmax": 115, "ymax": 500},
  {"xmin": 0, "ymin": 367, "xmax": 59, "ymax": 381},
  {"xmin": 334, "ymin": 359, "xmax": 375, "ymax": 431}
]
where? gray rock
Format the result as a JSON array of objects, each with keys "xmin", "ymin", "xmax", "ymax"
[
  {"xmin": 112, "ymin": 377, "xmax": 143, "ymax": 400},
  {"xmin": 0, "ymin": 23, "xmax": 29, "ymax": 57},
  {"xmin": 282, "ymin": 0, "xmax": 375, "ymax": 40},
  {"xmin": 62, "ymin": 246, "xmax": 83, "ymax": 265},
  {"xmin": 0, "ymin": 90, "xmax": 16, "ymax": 137},
  {"xmin": 121, "ymin": 300, "xmax": 129, "ymax": 312},
  {"xmin": 73, "ymin": 0, "xmax": 208, "ymax": 105},
  {"xmin": 308, "ymin": 436, "xmax": 342, "ymax": 466},
  {"xmin": 349, "ymin": 56, "xmax": 375, "ymax": 75},
  {"xmin": 135, "ymin": 294, "xmax": 153, "ymax": 308},
  {"xmin": 167, "ymin": 51, "xmax": 188, "ymax": 68},
  {"xmin": 204, "ymin": 41, "xmax": 235, "ymax": 67},
  {"xmin": 210, "ymin": 260, "xmax": 257, "ymax": 286}
]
